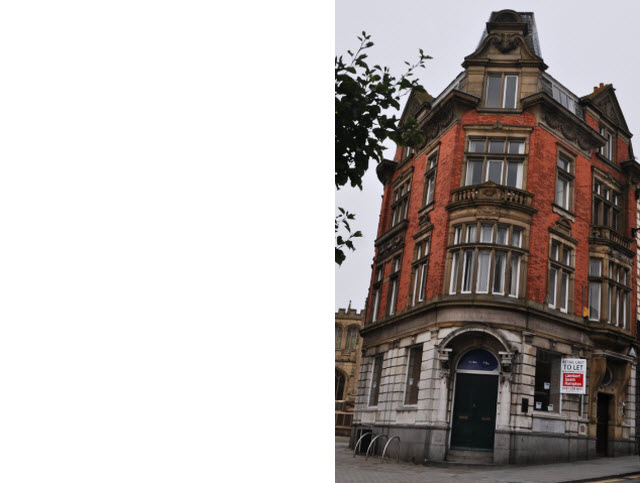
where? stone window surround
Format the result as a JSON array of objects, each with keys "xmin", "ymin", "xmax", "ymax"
[
  {"xmin": 598, "ymin": 121, "xmax": 616, "ymax": 165},
  {"xmin": 386, "ymin": 255, "xmax": 402, "ymax": 317},
  {"xmin": 483, "ymin": 71, "xmax": 520, "ymax": 109},
  {"xmin": 547, "ymin": 234, "xmax": 576, "ymax": 315},
  {"xmin": 462, "ymin": 126, "xmax": 531, "ymax": 191},
  {"xmin": 592, "ymin": 168, "xmax": 624, "ymax": 234},
  {"xmin": 422, "ymin": 147, "xmax": 439, "ymax": 211},
  {"xmin": 534, "ymin": 349, "xmax": 563, "ymax": 414},
  {"xmin": 553, "ymin": 144, "xmax": 576, "ymax": 216},
  {"xmin": 409, "ymin": 233, "xmax": 432, "ymax": 308}
]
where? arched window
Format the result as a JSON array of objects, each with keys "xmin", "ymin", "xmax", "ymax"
[
  {"xmin": 346, "ymin": 326, "xmax": 358, "ymax": 349},
  {"xmin": 335, "ymin": 369, "xmax": 346, "ymax": 400},
  {"xmin": 457, "ymin": 349, "xmax": 499, "ymax": 372},
  {"xmin": 335, "ymin": 325, "xmax": 343, "ymax": 349}
]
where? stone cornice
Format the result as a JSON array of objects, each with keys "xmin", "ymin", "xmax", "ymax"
[{"xmin": 415, "ymin": 90, "xmax": 479, "ymax": 152}]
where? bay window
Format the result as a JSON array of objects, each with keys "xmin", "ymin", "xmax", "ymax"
[{"xmin": 449, "ymin": 222, "xmax": 525, "ymax": 298}]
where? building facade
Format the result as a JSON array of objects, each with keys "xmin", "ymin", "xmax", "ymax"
[
  {"xmin": 352, "ymin": 10, "xmax": 640, "ymax": 465},
  {"xmin": 336, "ymin": 307, "xmax": 364, "ymax": 435}
]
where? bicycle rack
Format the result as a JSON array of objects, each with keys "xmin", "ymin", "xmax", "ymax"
[
  {"xmin": 353, "ymin": 431, "xmax": 372, "ymax": 457},
  {"xmin": 365, "ymin": 434, "xmax": 388, "ymax": 460},
  {"xmin": 381, "ymin": 436, "xmax": 401, "ymax": 463}
]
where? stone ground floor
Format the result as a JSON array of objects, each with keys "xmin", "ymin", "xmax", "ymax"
[
  {"xmin": 353, "ymin": 321, "xmax": 637, "ymax": 464},
  {"xmin": 335, "ymin": 436, "xmax": 640, "ymax": 483}
]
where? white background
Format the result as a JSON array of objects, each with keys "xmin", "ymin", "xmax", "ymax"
[{"xmin": 0, "ymin": 1, "xmax": 331, "ymax": 481}]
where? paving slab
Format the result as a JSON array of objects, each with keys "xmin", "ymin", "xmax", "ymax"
[{"xmin": 335, "ymin": 436, "xmax": 640, "ymax": 483}]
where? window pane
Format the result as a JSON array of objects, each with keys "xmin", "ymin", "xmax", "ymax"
[
  {"xmin": 487, "ymin": 160, "xmax": 503, "ymax": 184},
  {"xmin": 466, "ymin": 225, "xmax": 477, "ymax": 243},
  {"xmin": 589, "ymin": 282, "xmax": 601, "ymax": 320},
  {"xmin": 405, "ymin": 346, "xmax": 422, "ymax": 405},
  {"xmin": 425, "ymin": 175, "xmax": 435, "ymax": 205},
  {"xmin": 466, "ymin": 159, "xmax": 483, "ymax": 185},
  {"xmin": 509, "ymin": 254, "xmax": 521, "ymax": 297},
  {"xmin": 469, "ymin": 139, "xmax": 485, "ymax": 153},
  {"xmin": 476, "ymin": 250, "xmax": 491, "ymax": 293},
  {"xmin": 389, "ymin": 279, "xmax": 397, "ymax": 315},
  {"xmin": 557, "ymin": 155, "xmax": 570, "ymax": 172},
  {"xmin": 489, "ymin": 140, "xmax": 505, "ymax": 153},
  {"xmin": 497, "ymin": 226, "xmax": 508, "ymax": 245},
  {"xmin": 503, "ymin": 75, "xmax": 518, "ymax": 108},
  {"xmin": 450, "ymin": 252, "xmax": 459, "ymax": 294},
  {"xmin": 493, "ymin": 252, "xmax": 506, "ymax": 294},
  {"xmin": 369, "ymin": 355, "xmax": 383, "ymax": 406},
  {"xmin": 462, "ymin": 250, "xmax": 475, "ymax": 293},
  {"xmin": 454, "ymin": 227, "xmax": 462, "ymax": 245},
  {"xmin": 608, "ymin": 286, "xmax": 612, "ymax": 323},
  {"xmin": 508, "ymin": 140, "xmax": 524, "ymax": 154},
  {"xmin": 589, "ymin": 259, "xmax": 602, "ymax": 276},
  {"xmin": 506, "ymin": 161, "xmax": 523, "ymax": 188},
  {"xmin": 481, "ymin": 224, "xmax": 493, "ymax": 243},
  {"xmin": 556, "ymin": 176, "xmax": 568, "ymax": 209},
  {"xmin": 486, "ymin": 75, "xmax": 501, "ymax": 107},
  {"xmin": 548, "ymin": 267, "xmax": 557, "ymax": 307},
  {"xmin": 562, "ymin": 247, "xmax": 571, "ymax": 266},
  {"xmin": 550, "ymin": 241, "xmax": 559, "ymax": 261},
  {"xmin": 418, "ymin": 263, "xmax": 427, "ymax": 302},
  {"xmin": 512, "ymin": 229, "xmax": 522, "ymax": 247},
  {"xmin": 372, "ymin": 288, "xmax": 380, "ymax": 322},
  {"xmin": 560, "ymin": 272, "xmax": 569, "ymax": 312}
]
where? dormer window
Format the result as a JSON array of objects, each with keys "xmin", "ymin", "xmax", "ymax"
[{"xmin": 486, "ymin": 74, "xmax": 518, "ymax": 109}]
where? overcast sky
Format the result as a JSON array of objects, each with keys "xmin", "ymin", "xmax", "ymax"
[{"xmin": 335, "ymin": 0, "xmax": 640, "ymax": 312}]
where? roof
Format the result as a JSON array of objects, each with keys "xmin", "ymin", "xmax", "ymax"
[{"xmin": 477, "ymin": 11, "xmax": 542, "ymax": 58}]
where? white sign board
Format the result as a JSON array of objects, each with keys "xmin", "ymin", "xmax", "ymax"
[{"xmin": 560, "ymin": 358, "xmax": 586, "ymax": 394}]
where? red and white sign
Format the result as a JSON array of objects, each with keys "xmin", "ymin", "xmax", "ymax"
[{"xmin": 561, "ymin": 358, "xmax": 586, "ymax": 394}]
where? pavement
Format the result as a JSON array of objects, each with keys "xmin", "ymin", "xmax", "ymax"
[{"xmin": 335, "ymin": 436, "xmax": 640, "ymax": 483}]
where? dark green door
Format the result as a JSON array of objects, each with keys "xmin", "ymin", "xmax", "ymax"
[{"xmin": 450, "ymin": 373, "xmax": 498, "ymax": 450}]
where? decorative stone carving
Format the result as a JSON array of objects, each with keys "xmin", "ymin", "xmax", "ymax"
[
  {"xmin": 491, "ymin": 33, "xmax": 521, "ymax": 53},
  {"xmin": 499, "ymin": 351, "xmax": 514, "ymax": 372},
  {"xmin": 418, "ymin": 210, "xmax": 432, "ymax": 227},
  {"xmin": 420, "ymin": 108, "xmax": 455, "ymax": 150},
  {"xmin": 593, "ymin": 94, "xmax": 619, "ymax": 126},
  {"xmin": 542, "ymin": 109, "xmax": 598, "ymax": 152},
  {"xmin": 377, "ymin": 234, "xmax": 404, "ymax": 260},
  {"xmin": 439, "ymin": 369, "xmax": 450, "ymax": 379}
]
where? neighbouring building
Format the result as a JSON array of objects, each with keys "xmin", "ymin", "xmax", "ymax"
[
  {"xmin": 336, "ymin": 307, "xmax": 364, "ymax": 435},
  {"xmin": 351, "ymin": 10, "xmax": 640, "ymax": 465}
]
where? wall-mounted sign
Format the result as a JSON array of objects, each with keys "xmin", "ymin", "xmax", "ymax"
[{"xmin": 561, "ymin": 358, "xmax": 586, "ymax": 394}]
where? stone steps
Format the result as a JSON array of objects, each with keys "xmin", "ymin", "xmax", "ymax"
[{"xmin": 446, "ymin": 449, "xmax": 494, "ymax": 465}]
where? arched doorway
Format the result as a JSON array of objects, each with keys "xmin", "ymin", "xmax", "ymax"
[
  {"xmin": 335, "ymin": 369, "xmax": 346, "ymax": 400},
  {"xmin": 450, "ymin": 349, "xmax": 499, "ymax": 451}
]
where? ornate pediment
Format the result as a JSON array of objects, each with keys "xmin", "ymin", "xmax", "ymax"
[
  {"xmin": 592, "ymin": 90, "xmax": 630, "ymax": 133},
  {"xmin": 541, "ymin": 108, "xmax": 601, "ymax": 154}
]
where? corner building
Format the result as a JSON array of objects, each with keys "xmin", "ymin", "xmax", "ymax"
[{"xmin": 352, "ymin": 11, "xmax": 640, "ymax": 465}]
